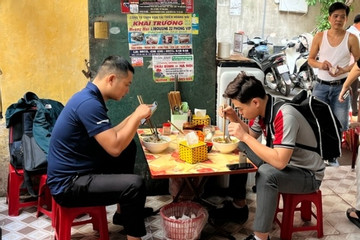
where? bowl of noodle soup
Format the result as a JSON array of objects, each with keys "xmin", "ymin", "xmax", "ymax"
[
  {"xmin": 212, "ymin": 136, "xmax": 240, "ymax": 153},
  {"xmin": 142, "ymin": 135, "xmax": 171, "ymax": 154}
]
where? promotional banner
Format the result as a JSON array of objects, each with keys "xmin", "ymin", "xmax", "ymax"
[
  {"xmin": 127, "ymin": 14, "xmax": 193, "ymax": 56},
  {"xmin": 152, "ymin": 55, "xmax": 194, "ymax": 82}
]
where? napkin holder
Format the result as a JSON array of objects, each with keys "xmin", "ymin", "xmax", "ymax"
[
  {"xmin": 179, "ymin": 140, "xmax": 207, "ymax": 164},
  {"xmin": 191, "ymin": 115, "xmax": 211, "ymax": 126}
]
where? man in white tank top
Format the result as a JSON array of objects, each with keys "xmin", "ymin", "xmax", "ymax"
[{"xmin": 308, "ymin": 2, "xmax": 360, "ymax": 166}]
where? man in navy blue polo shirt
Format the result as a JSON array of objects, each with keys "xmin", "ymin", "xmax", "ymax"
[{"xmin": 47, "ymin": 55, "xmax": 152, "ymax": 240}]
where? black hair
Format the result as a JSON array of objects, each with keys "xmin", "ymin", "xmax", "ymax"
[
  {"xmin": 354, "ymin": 14, "xmax": 360, "ymax": 23},
  {"xmin": 96, "ymin": 55, "xmax": 134, "ymax": 78},
  {"xmin": 329, "ymin": 2, "xmax": 350, "ymax": 16},
  {"xmin": 223, "ymin": 71, "xmax": 266, "ymax": 104}
]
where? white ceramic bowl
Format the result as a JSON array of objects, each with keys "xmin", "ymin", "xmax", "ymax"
[
  {"xmin": 212, "ymin": 136, "xmax": 240, "ymax": 153},
  {"xmin": 142, "ymin": 135, "xmax": 171, "ymax": 154}
]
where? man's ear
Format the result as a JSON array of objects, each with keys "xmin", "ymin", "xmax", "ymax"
[
  {"xmin": 252, "ymin": 98, "xmax": 260, "ymax": 107},
  {"xmin": 107, "ymin": 74, "xmax": 117, "ymax": 85}
]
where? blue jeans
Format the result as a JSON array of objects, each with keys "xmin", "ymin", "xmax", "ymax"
[{"xmin": 312, "ymin": 82, "xmax": 350, "ymax": 132}]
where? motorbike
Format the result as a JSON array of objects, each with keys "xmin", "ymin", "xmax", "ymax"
[
  {"xmin": 282, "ymin": 33, "xmax": 316, "ymax": 92},
  {"xmin": 245, "ymin": 36, "xmax": 292, "ymax": 96}
]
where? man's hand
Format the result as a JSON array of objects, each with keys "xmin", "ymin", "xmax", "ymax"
[
  {"xmin": 338, "ymin": 87, "xmax": 351, "ymax": 102},
  {"xmin": 218, "ymin": 105, "xmax": 238, "ymax": 123},
  {"xmin": 320, "ymin": 60, "xmax": 332, "ymax": 71},
  {"xmin": 228, "ymin": 122, "xmax": 247, "ymax": 141},
  {"xmin": 329, "ymin": 65, "xmax": 346, "ymax": 77},
  {"xmin": 134, "ymin": 104, "xmax": 152, "ymax": 122}
]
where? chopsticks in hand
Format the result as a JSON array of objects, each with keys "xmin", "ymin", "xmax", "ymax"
[{"xmin": 137, "ymin": 95, "xmax": 160, "ymax": 141}]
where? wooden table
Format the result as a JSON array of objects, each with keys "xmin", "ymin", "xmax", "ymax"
[{"xmin": 137, "ymin": 128, "xmax": 257, "ymax": 201}]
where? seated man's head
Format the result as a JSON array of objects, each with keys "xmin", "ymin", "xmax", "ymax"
[
  {"xmin": 94, "ymin": 55, "xmax": 135, "ymax": 101},
  {"xmin": 223, "ymin": 71, "xmax": 266, "ymax": 119}
]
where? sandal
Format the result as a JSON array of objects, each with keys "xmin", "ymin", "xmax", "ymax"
[{"xmin": 346, "ymin": 208, "xmax": 360, "ymax": 228}]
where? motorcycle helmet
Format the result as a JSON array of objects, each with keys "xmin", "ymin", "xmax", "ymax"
[
  {"xmin": 298, "ymin": 33, "xmax": 313, "ymax": 52},
  {"xmin": 297, "ymin": 40, "xmax": 307, "ymax": 53}
]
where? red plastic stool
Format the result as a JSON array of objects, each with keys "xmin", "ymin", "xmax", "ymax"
[
  {"xmin": 36, "ymin": 174, "xmax": 53, "ymax": 221},
  {"xmin": 53, "ymin": 200, "xmax": 109, "ymax": 240},
  {"xmin": 274, "ymin": 190, "xmax": 323, "ymax": 240},
  {"xmin": 6, "ymin": 164, "xmax": 38, "ymax": 216}
]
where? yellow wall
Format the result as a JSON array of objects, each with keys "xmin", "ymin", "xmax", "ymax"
[
  {"xmin": 0, "ymin": 1, "xmax": 89, "ymax": 110},
  {"xmin": 0, "ymin": 1, "xmax": 89, "ymax": 196}
]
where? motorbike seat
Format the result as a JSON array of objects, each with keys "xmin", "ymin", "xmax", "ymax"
[
  {"xmin": 261, "ymin": 52, "xmax": 284, "ymax": 62},
  {"xmin": 300, "ymin": 52, "xmax": 309, "ymax": 57}
]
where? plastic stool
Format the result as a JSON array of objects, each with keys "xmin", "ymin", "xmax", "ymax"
[
  {"xmin": 274, "ymin": 190, "xmax": 323, "ymax": 240},
  {"xmin": 36, "ymin": 174, "xmax": 53, "ymax": 221},
  {"xmin": 6, "ymin": 164, "xmax": 38, "ymax": 216},
  {"xmin": 348, "ymin": 124, "xmax": 360, "ymax": 169},
  {"xmin": 53, "ymin": 200, "xmax": 109, "ymax": 240}
]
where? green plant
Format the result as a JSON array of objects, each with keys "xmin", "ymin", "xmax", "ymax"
[{"xmin": 306, "ymin": 0, "xmax": 352, "ymax": 32}]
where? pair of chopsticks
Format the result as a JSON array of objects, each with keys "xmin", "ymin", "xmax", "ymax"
[
  {"xmin": 168, "ymin": 91, "xmax": 182, "ymax": 114},
  {"xmin": 137, "ymin": 95, "xmax": 160, "ymax": 141},
  {"xmin": 168, "ymin": 120, "xmax": 185, "ymax": 135}
]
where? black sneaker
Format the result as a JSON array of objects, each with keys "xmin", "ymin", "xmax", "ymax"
[
  {"xmin": 113, "ymin": 207, "xmax": 155, "ymax": 225},
  {"xmin": 209, "ymin": 200, "xmax": 249, "ymax": 224},
  {"xmin": 325, "ymin": 158, "xmax": 339, "ymax": 167},
  {"xmin": 113, "ymin": 212, "xmax": 124, "ymax": 225},
  {"xmin": 244, "ymin": 233, "xmax": 270, "ymax": 240}
]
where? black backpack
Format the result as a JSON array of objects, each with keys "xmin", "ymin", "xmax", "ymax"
[
  {"xmin": 267, "ymin": 90, "xmax": 342, "ymax": 160},
  {"xmin": 6, "ymin": 92, "xmax": 64, "ymax": 197},
  {"xmin": 8, "ymin": 109, "xmax": 47, "ymax": 197}
]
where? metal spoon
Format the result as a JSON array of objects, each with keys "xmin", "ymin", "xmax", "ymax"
[{"xmin": 223, "ymin": 106, "xmax": 231, "ymax": 143}]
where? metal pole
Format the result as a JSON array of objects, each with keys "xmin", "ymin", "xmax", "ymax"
[{"xmin": 262, "ymin": 0, "xmax": 266, "ymax": 39}]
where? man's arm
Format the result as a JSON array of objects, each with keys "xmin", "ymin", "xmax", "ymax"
[
  {"xmin": 113, "ymin": 115, "xmax": 132, "ymax": 132},
  {"xmin": 95, "ymin": 104, "xmax": 151, "ymax": 157},
  {"xmin": 228, "ymin": 122, "xmax": 292, "ymax": 170},
  {"xmin": 339, "ymin": 60, "xmax": 360, "ymax": 102},
  {"xmin": 346, "ymin": 33, "xmax": 360, "ymax": 71},
  {"xmin": 221, "ymin": 105, "xmax": 261, "ymax": 139},
  {"xmin": 308, "ymin": 32, "xmax": 322, "ymax": 69}
]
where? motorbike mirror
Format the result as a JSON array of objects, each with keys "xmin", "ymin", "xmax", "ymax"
[{"xmin": 288, "ymin": 42, "xmax": 296, "ymax": 48}]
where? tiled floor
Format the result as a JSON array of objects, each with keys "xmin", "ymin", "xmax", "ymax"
[{"xmin": 1, "ymin": 163, "xmax": 360, "ymax": 240}]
